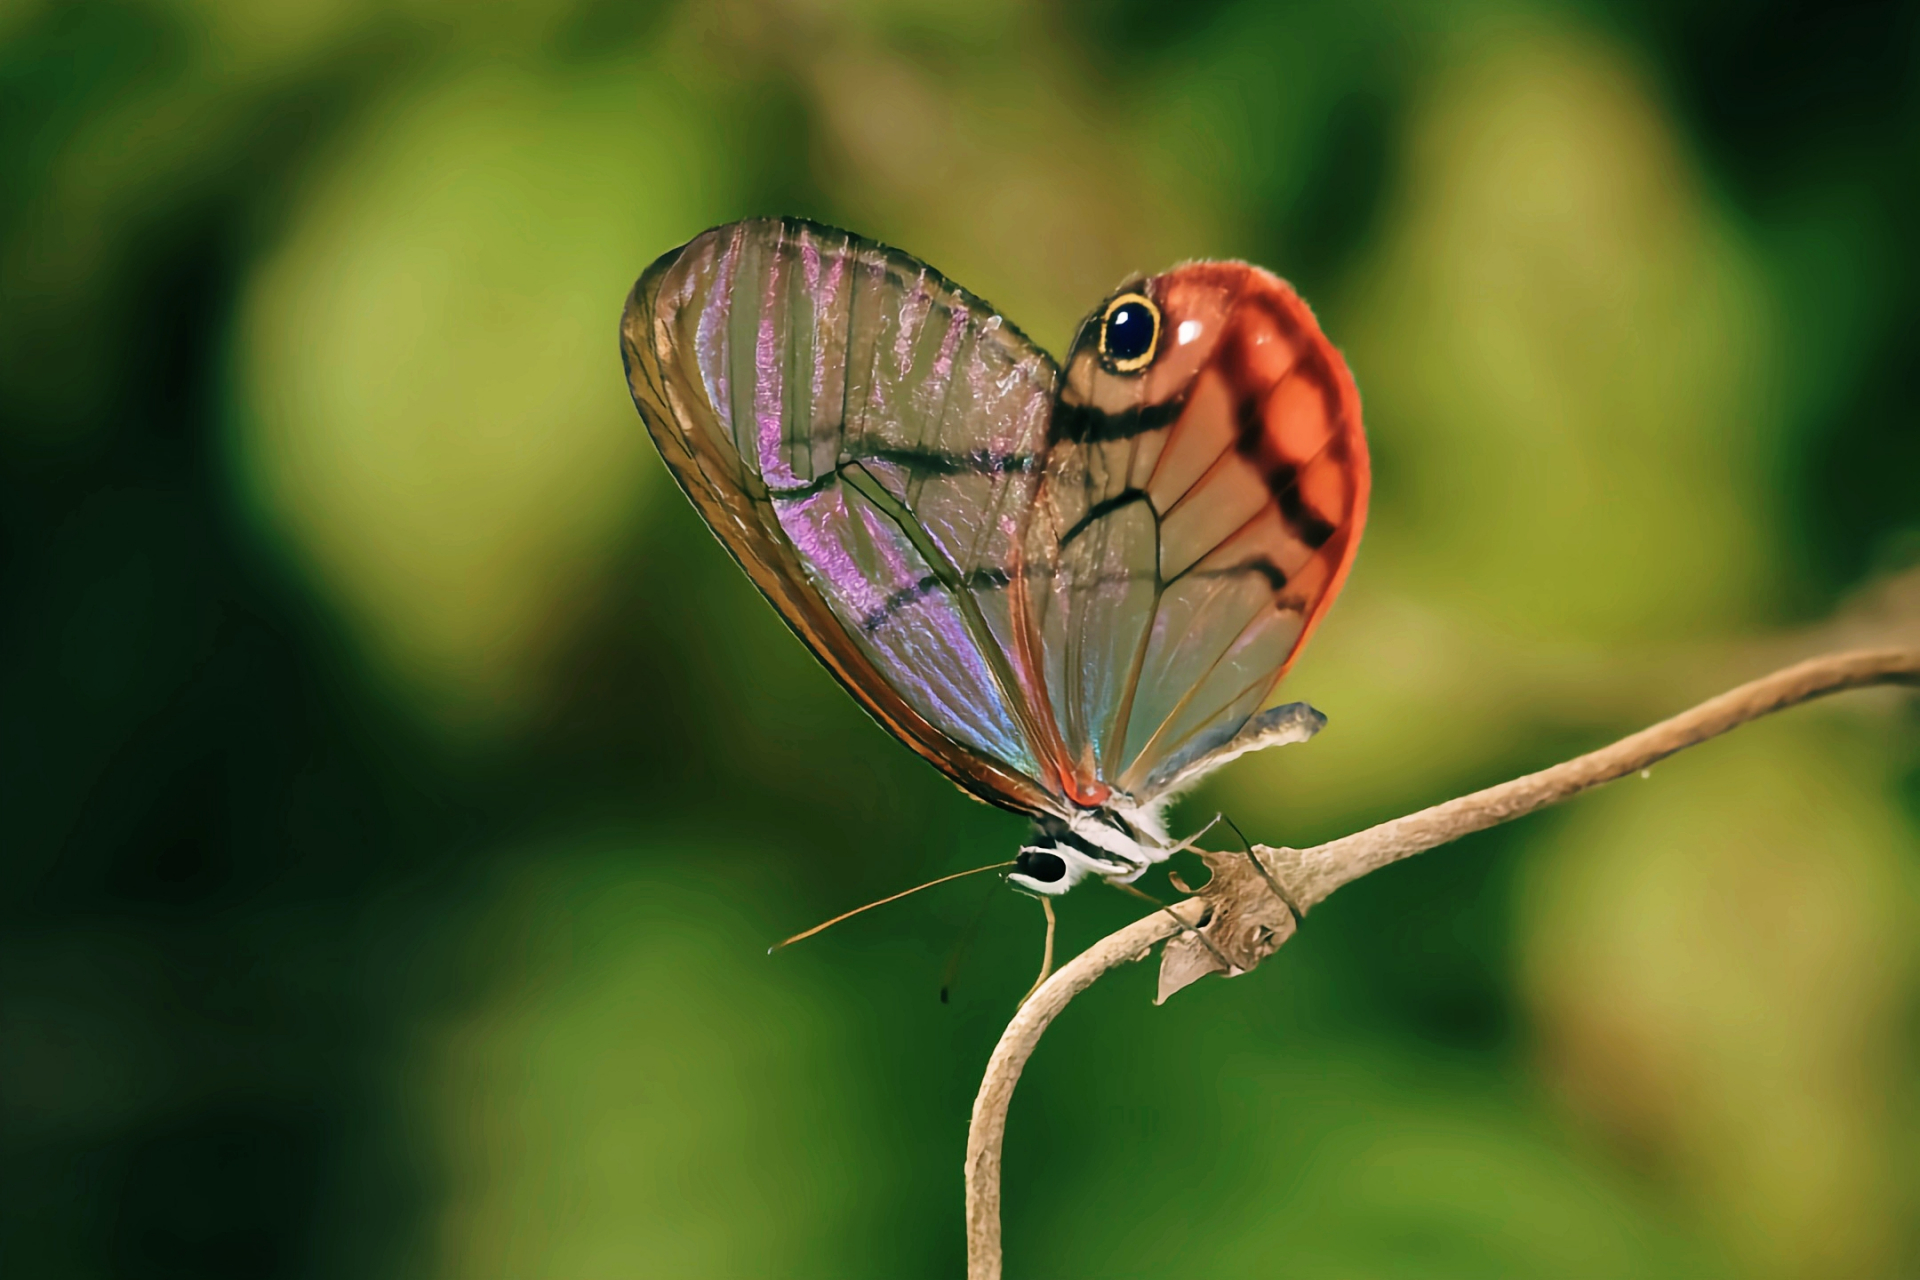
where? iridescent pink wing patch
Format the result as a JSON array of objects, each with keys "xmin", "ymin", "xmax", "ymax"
[{"xmin": 622, "ymin": 219, "xmax": 1061, "ymax": 812}]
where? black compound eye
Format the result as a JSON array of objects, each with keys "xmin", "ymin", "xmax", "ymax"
[
  {"xmin": 1014, "ymin": 849, "xmax": 1067, "ymax": 883},
  {"xmin": 1098, "ymin": 291, "xmax": 1160, "ymax": 373}
]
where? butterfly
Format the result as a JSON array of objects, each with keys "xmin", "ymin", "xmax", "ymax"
[{"xmin": 622, "ymin": 218, "xmax": 1368, "ymax": 897}]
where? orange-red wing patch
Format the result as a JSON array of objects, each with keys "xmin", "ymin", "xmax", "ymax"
[{"xmin": 1031, "ymin": 263, "xmax": 1369, "ymax": 798}]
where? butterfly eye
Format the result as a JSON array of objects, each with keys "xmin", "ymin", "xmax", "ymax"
[
  {"xmin": 1013, "ymin": 847, "xmax": 1067, "ymax": 883},
  {"xmin": 1098, "ymin": 291, "xmax": 1161, "ymax": 373}
]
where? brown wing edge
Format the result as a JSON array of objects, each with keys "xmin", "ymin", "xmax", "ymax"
[{"xmin": 618, "ymin": 225, "xmax": 1058, "ymax": 817}]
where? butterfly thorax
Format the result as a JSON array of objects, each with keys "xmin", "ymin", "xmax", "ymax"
[{"xmin": 1010, "ymin": 804, "xmax": 1168, "ymax": 896}]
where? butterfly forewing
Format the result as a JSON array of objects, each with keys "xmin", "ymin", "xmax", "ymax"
[{"xmin": 623, "ymin": 218, "xmax": 1061, "ymax": 811}]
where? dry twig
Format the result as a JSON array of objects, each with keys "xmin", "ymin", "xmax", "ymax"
[{"xmin": 964, "ymin": 648, "xmax": 1920, "ymax": 1279}]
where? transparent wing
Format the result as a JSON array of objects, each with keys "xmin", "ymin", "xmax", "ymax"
[
  {"xmin": 622, "ymin": 218, "xmax": 1062, "ymax": 813},
  {"xmin": 1028, "ymin": 263, "xmax": 1370, "ymax": 802}
]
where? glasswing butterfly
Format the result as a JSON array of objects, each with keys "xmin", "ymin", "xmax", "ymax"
[{"xmin": 622, "ymin": 218, "xmax": 1367, "ymax": 898}]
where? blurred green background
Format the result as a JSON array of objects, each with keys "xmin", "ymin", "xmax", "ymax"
[{"xmin": 4, "ymin": 1, "xmax": 1918, "ymax": 1276}]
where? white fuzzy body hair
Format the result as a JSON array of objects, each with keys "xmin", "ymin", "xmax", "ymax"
[{"xmin": 1002, "ymin": 703, "xmax": 1325, "ymax": 896}]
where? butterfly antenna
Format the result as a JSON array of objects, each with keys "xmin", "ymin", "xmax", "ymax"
[
  {"xmin": 1223, "ymin": 813, "xmax": 1305, "ymax": 925},
  {"xmin": 939, "ymin": 873, "xmax": 1004, "ymax": 1004},
  {"xmin": 1108, "ymin": 878, "xmax": 1240, "ymax": 973},
  {"xmin": 769, "ymin": 860, "xmax": 1015, "ymax": 954},
  {"xmin": 1018, "ymin": 896, "xmax": 1058, "ymax": 1006}
]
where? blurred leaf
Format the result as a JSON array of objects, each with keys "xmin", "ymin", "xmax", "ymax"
[
  {"xmin": 1350, "ymin": 22, "xmax": 1778, "ymax": 644},
  {"xmin": 406, "ymin": 845, "xmax": 902, "ymax": 1279},
  {"xmin": 1519, "ymin": 708, "xmax": 1919, "ymax": 1277},
  {"xmin": 1222, "ymin": 20, "xmax": 1782, "ymax": 835},
  {"xmin": 233, "ymin": 63, "xmax": 732, "ymax": 736}
]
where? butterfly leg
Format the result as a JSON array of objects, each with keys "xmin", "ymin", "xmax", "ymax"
[
  {"xmin": 1109, "ymin": 878, "xmax": 1252, "ymax": 973},
  {"xmin": 1018, "ymin": 897, "xmax": 1057, "ymax": 1006},
  {"xmin": 1222, "ymin": 813, "xmax": 1305, "ymax": 926},
  {"xmin": 1162, "ymin": 812, "xmax": 1225, "ymax": 856}
]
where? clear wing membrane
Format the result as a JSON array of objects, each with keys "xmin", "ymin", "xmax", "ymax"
[{"xmin": 622, "ymin": 218, "xmax": 1060, "ymax": 811}]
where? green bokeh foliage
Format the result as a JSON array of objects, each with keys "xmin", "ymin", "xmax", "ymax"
[{"xmin": 2, "ymin": 1, "xmax": 1916, "ymax": 1276}]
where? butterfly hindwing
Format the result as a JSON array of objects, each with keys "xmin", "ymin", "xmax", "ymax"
[
  {"xmin": 1031, "ymin": 264, "xmax": 1369, "ymax": 801},
  {"xmin": 623, "ymin": 218, "xmax": 1061, "ymax": 811}
]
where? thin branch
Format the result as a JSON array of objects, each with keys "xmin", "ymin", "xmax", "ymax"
[
  {"xmin": 964, "ymin": 647, "xmax": 1919, "ymax": 1280},
  {"xmin": 1276, "ymin": 646, "xmax": 1920, "ymax": 908},
  {"xmin": 964, "ymin": 903, "xmax": 1200, "ymax": 1274}
]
